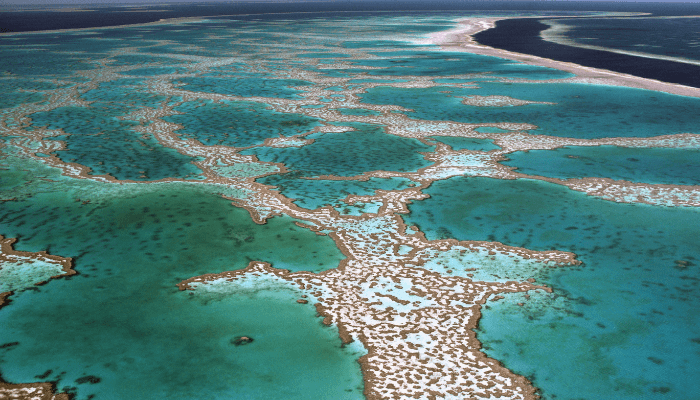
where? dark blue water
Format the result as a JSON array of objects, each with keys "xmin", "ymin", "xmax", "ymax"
[
  {"xmin": 546, "ymin": 17, "xmax": 700, "ymax": 64},
  {"xmin": 1, "ymin": 1, "xmax": 687, "ymax": 34},
  {"xmin": 475, "ymin": 17, "xmax": 700, "ymax": 88}
]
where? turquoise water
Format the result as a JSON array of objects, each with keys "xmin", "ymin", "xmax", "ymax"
[
  {"xmin": 503, "ymin": 146, "xmax": 700, "ymax": 185},
  {"xmin": 474, "ymin": 126, "xmax": 511, "ymax": 134},
  {"xmin": 0, "ymin": 90, "xmax": 44, "ymax": 110},
  {"xmin": 242, "ymin": 122, "xmax": 434, "ymax": 177},
  {"xmin": 164, "ymin": 100, "xmax": 322, "ymax": 148},
  {"xmin": 2, "ymin": 10, "xmax": 700, "ymax": 400},
  {"xmin": 177, "ymin": 77, "xmax": 310, "ymax": 99},
  {"xmin": 405, "ymin": 176, "xmax": 700, "ymax": 399},
  {"xmin": 109, "ymin": 54, "xmax": 183, "ymax": 66},
  {"xmin": 0, "ymin": 47, "xmax": 95, "ymax": 77},
  {"xmin": 259, "ymin": 174, "xmax": 415, "ymax": 210},
  {"xmin": 28, "ymin": 105, "xmax": 204, "ymax": 181},
  {"xmin": 351, "ymin": 50, "xmax": 573, "ymax": 79},
  {"xmin": 0, "ymin": 155, "xmax": 361, "ymax": 400},
  {"xmin": 360, "ymin": 83, "xmax": 700, "ymax": 138}
]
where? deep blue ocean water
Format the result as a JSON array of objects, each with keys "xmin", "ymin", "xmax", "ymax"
[
  {"xmin": 545, "ymin": 16, "xmax": 700, "ymax": 64},
  {"xmin": 474, "ymin": 5, "xmax": 700, "ymax": 88}
]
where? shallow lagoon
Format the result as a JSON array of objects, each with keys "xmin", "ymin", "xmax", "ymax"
[
  {"xmin": 504, "ymin": 146, "xmax": 700, "ymax": 185},
  {"xmin": 165, "ymin": 100, "xmax": 322, "ymax": 148},
  {"xmin": 360, "ymin": 82, "xmax": 700, "ymax": 138},
  {"xmin": 28, "ymin": 104, "xmax": 205, "ymax": 181},
  {"xmin": 351, "ymin": 49, "xmax": 573, "ymax": 79},
  {"xmin": 405, "ymin": 176, "xmax": 700, "ymax": 399},
  {"xmin": 242, "ymin": 122, "xmax": 434, "ymax": 177},
  {"xmin": 0, "ymin": 157, "xmax": 363, "ymax": 400},
  {"xmin": 259, "ymin": 174, "xmax": 415, "ymax": 210}
]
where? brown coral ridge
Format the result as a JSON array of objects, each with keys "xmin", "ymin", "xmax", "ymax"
[
  {"xmin": 0, "ymin": 292, "xmax": 10, "ymax": 309},
  {"xmin": 5, "ymin": 36, "xmax": 699, "ymax": 211},
  {"xmin": 0, "ymin": 235, "xmax": 75, "ymax": 309},
  {"xmin": 179, "ymin": 238, "xmax": 578, "ymax": 400},
  {"xmin": 0, "ymin": 380, "xmax": 70, "ymax": 400}
]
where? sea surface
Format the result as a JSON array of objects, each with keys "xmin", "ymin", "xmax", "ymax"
[
  {"xmin": 541, "ymin": 16, "xmax": 700, "ymax": 66},
  {"xmin": 1, "ymin": 2, "xmax": 699, "ymax": 400},
  {"xmin": 474, "ymin": 2, "xmax": 700, "ymax": 88}
]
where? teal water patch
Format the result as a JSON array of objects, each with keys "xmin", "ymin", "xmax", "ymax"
[
  {"xmin": 502, "ymin": 83, "xmax": 695, "ymax": 138},
  {"xmin": 0, "ymin": 90, "xmax": 44, "ymax": 110},
  {"xmin": 121, "ymin": 66, "xmax": 192, "ymax": 77},
  {"xmin": 360, "ymin": 82, "xmax": 700, "ymax": 138},
  {"xmin": 0, "ymin": 34, "xmax": 123, "ymax": 58},
  {"xmin": 0, "ymin": 161, "xmax": 358, "ymax": 400},
  {"xmin": 27, "ymin": 105, "xmax": 204, "ymax": 181},
  {"xmin": 358, "ymin": 85, "xmax": 476, "ymax": 114},
  {"xmin": 0, "ymin": 145, "xmax": 246, "ymax": 203},
  {"xmin": 0, "ymin": 78, "xmax": 62, "ymax": 93},
  {"xmin": 109, "ymin": 54, "xmax": 185, "ymax": 67},
  {"xmin": 349, "ymin": 50, "xmax": 571, "ymax": 79},
  {"xmin": 242, "ymin": 122, "xmax": 434, "ymax": 177},
  {"xmin": 474, "ymin": 126, "xmax": 511, "ymax": 134},
  {"xmin": 80, "ymin": 82, "xmax": 167, "ymax": 107},
  {"xmin": 177, "ymin": 77, "xmax": 310, "ymax": 99},
  {"xmin": 259, "ymin": 173, "xmax": 415, "ymax": 210},
  {"xmin": 405, "ymin": 176, "xmax": 700, "ymax": 399},
  {"xmin": 165, "ymin": 100, "xmax": 322, "ymax": 147},
  {"xmin": 430, "ymin": 136, "xmax": 500, "ymax": 151},
  {"xmin": 0, "ymin": 46, "xmax": 95, "ymax": 78},
  {"xmin": 341, "ymin": 40, "xmax": 411, "ymax": 49},
  {"xmin": 503, "ymin": 146, "xmax": 700, "ymax": 185},
  {"xmin": 471, "ymin": 81, "xmax": 700, "ymax": 138}
]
